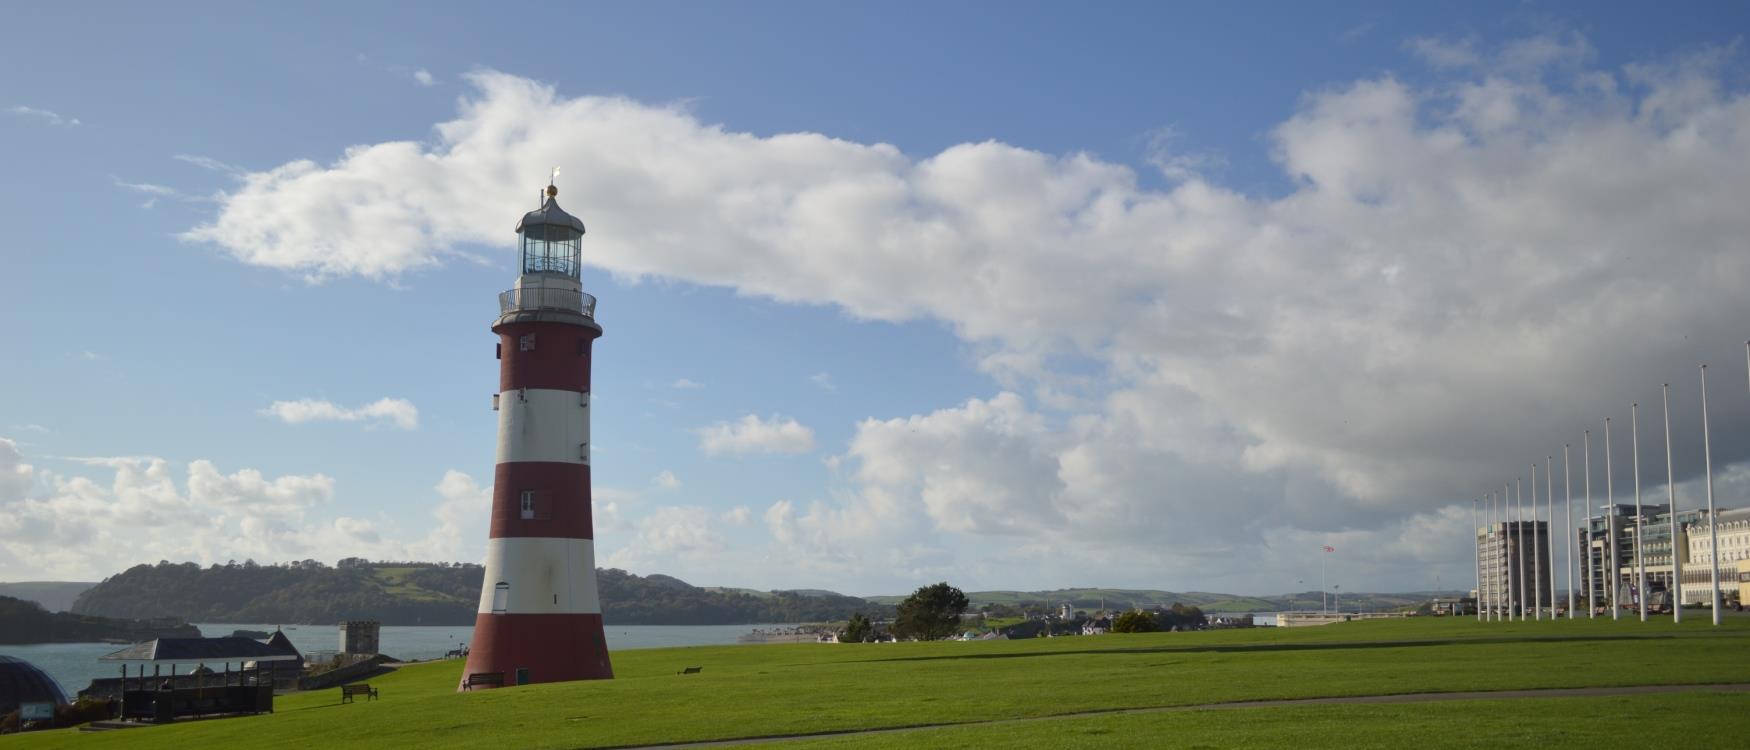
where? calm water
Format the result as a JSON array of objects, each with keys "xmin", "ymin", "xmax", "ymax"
[{"xmin": 4, "ymin": 622, "xmax": 787, "ymax": 697}]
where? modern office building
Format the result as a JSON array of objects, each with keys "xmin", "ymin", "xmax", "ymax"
[
  {"xmin": 1477, "ymin": 520, "xmax": 1551, "ymax": 616},
  {"xmin": 1579, "ymin": 503, "xmax": 1742, "ymax": 609}
]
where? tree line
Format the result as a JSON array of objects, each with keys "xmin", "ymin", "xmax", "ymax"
[{"xmin": 68, "ymin": 560, "xmax": 894, "ymax": 626}]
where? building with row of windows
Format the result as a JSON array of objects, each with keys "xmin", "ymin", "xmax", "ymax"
[
  {"xmin": 1574, "ymin": 503, "xmax": 1746, "ymax": 609},
  {"xmin": 1476, "ymin": 520, "xmax": 1551, "ymax": 616},
  {"xmin": 1685, "ymin": 507, "xmax": 1750, "ymax": 606}
]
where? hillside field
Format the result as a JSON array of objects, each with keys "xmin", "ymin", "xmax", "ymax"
[{"xmin": 13, "ymin": 617, "xmax": 1750, "ymax": 748}]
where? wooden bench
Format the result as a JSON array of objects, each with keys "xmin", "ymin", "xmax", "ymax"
[
  {"xmin": 678, "ymin": 666, "xmax": 702, "ymax": 675},
  {"xmin": 462, "ymin": 672, "xmax": 504, "ymax": 690},
  {"xmin": 340, "ymin": 684, "xmax": 378, "ymax": 703}
]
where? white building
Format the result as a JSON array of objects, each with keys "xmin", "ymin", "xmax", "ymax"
[{"xmin": 1684, "ymin": 507, "xmax": 1750, "ymax": 606}]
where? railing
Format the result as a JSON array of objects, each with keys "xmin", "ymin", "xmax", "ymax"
[{"xmin": 499, "ymin": 287, "xmax": 597, "ymax": 318}]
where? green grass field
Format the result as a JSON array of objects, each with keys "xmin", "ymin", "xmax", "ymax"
[{"xmin": 15, "ymin": 617, "xmax": 1750, "ymax": 748}]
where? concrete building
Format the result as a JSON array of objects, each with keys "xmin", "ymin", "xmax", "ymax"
[
  {"xmin": 339, "ymin": 620, "xmax": 380, "ymax": 655},
  {"xmin": 1685, "ymin": 507, "xmax": 1750, "ymax": 607},
  {"xmin": 1476, "ymin": 520, "xmax": 1551, "ymax": 617},
  {"xmin": 1578, "ymin": 503, "xmax": 1750, "ymax": 609}
]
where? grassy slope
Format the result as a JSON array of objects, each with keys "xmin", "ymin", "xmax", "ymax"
[{"xmin": 16, "ymin": 617, "xmax": 1750, "ymax": 749}]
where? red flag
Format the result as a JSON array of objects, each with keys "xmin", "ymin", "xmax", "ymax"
[{"xmin": 1323, "ymin": 545, "xmax": 1335, "ymax": 552}]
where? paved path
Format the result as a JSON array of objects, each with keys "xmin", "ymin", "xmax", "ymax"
[{"xmin": 626, "ymin": 682, "xmax": 1750, "ymax": 749}]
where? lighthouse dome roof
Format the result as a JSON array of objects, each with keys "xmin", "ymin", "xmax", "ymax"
[{"xmin": 516, "ymin": 195, "xmax": 586, "ymax": 235}]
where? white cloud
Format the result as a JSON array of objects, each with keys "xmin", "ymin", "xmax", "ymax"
[
  {"xmin": 696, "ymin": 414, "xmax": 816, "ymax": 456},
  {"xmin": 0, "ymin": 438, "xmax": 498, "ymax": 579},
  {"xmin": 413, "ymin": 69, "xmax": 437, "ymax": 87},
  {"xmin": 652, "ymin": 470, "xmax": 682, "ymax": 490},
  {"xmin": 605, "ymin": 506, "xmax": 726, "ymax": 568},
  {"xmin": 808, "ymin": 372, "xmax": 835, "ymax": 391},
  {"xmin": 175, "ymin": 153, "xmax": 244, "ymax": 175},
  {"xmin": 722, "ymin": 506, "xmax": 751, "ymax": 525},
  {"xmin": 8, "ymin": 105, "xmax": 79, "ymax": 127},
  {"xmin": 260, "ymin": 397, "xmax": 420, "ymax": 430},
  {"xmin": 179, "ymin": 39, "xmax": 1750, "ymax": 591},
  {"xmin": 671, "ymin": 378, "xmax": 703, "ymax": 390}
]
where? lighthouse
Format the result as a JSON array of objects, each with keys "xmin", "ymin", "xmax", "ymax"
[{"xmin": 461, "ymin": 180, "xmax": 612, "ymax": 689}]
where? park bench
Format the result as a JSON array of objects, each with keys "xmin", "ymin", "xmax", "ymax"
[
  {"xmin": 340, "ymin": 684, "xmax": 379, "ymax": 703},
  {"xmin": 678, "ymin": 666, "xmax": 702, "ymax": 675},
  {"xmin": 463, "ymin": 672, "xmax": 505, "ymax": 690}
]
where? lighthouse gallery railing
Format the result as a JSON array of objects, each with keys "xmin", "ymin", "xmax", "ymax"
[{"xmin": 498, "ymin": 287, "xmax": 597, "ymax": 318}]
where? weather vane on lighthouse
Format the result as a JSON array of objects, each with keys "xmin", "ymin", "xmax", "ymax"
[{"xmin": 461, "ymin": 169, "xmax": 612, "ymax": 690}]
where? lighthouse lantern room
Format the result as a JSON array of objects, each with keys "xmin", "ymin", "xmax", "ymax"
[{"xmin": 461, "ymin": 180, "xmax": 613, "ymax": 690}]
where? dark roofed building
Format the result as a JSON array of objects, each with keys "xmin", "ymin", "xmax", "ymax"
[
  {"xmin": 100, "ymin": 637, "xmax": 300, "ymax": 664},
  {"xmin": 0, "ymin": 655, "xmax": 68, "ymax": 716}
]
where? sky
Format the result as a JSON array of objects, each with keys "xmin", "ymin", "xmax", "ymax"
[{"xmin": 5, "ymin": 2, "xmax": 1750, "ymax": 597}]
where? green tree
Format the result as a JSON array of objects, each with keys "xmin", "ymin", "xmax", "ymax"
[
  {"xmin": 893, "ymin": 582, "xmax": 969, "ymax": 641},
  {"xmin": 841, "ymin": 612, "xmax": 873, "ymax": 643},
  {"xmin": 1111, "ymin": 609, "xmax": 1158, "ymax": 633}
]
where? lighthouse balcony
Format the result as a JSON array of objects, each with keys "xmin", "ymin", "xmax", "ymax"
[{"xmin": 499, "ymin": 286, "xmax": 597, "ymax": 319}]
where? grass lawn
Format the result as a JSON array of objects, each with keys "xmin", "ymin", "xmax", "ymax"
[
  {"xmin": 14, "ymin": 617, "xmax": 1749, "ymax": 749},
  {"xmin": 748, "ymin": 691, "xmax": 1750, "ymax": 749}
]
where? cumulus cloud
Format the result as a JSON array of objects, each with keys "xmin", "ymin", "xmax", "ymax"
[
  {"xmin": 413, "ymin": 69, "xmax": 437, "ymax": 87},
  {"xmin": 0, "ymin": 438, "xmax": 501, "ymax": 579},
  {"xmin": 605, "ymin": 506, "xmax": 726, "ymax": 568},
  {"xmin": 260, "ymin": 397, "xmax": 419, "ymax": 430},
  {"xmin": 181, "ymin": 38, "xmax": 1750, "ymax": 590},
  {"xmin": 652, "ymin": 470, "xmax": 682, "ymax": 490},
  {"xmin": 696, "ymin": 415, "xmax": 816, "ymax": 457}
]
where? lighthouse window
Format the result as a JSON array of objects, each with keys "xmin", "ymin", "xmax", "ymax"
[
  {"xmin": 520, "ymin": 334, "xmax": 536, "ymax": 351},
  {"xmin": 520, "ymin": 490, "xmax": 535, "ymax": 520},
  {"xmin": 492, "ymin": 582, "xmax": 510, "ymax": 614}
]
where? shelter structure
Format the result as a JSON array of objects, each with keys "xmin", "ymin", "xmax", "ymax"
[{"xmin": 95, "ymin": 637, "xmax": 293, "ymax": 722}]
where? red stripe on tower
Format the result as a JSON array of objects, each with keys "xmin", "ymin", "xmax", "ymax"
[{"xmin": 461, "ymin": 181, "xmax": 613, "ymax": 690}]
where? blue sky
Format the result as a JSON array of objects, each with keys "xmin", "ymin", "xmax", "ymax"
[{"xmin": 5, "ymin": 2, "xmax": 1750, "ymax": 596}]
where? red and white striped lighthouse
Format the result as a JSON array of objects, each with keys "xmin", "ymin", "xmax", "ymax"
[{"xmin": 461, "ymin": 180, "xmax": 612, "ymax": 689}]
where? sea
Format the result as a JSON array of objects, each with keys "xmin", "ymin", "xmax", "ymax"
[{"xmin": 4, "ymin": 623, "xmax": 788, "ymax": 697}]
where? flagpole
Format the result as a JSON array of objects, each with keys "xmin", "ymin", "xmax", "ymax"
[
  {"xmin": 1606, "ymin": 418, "xmax": 1619, "ymax": 621},
  {"xmin": 1517, "ymin": 477, "xmax": 1527, "ymax": 621},
  {"xmin": 1502, "ymin": 485, "xmax": 1511, "ymax": 621},
  {"xmin": 1663, "ymin": 384, "xmax": 1682, "ymax": 622},
  {"xmin": 1633, "ymin": 402, "xmax": 1647, "ymax": 622},
  {"xmin": 1584, "ymin": 431, "xmax": 1595, "ymax": 619},
  {"xmin": 1702, "ymin": 364, "xmax": 1721, "ymax": 625},
  {"xmin": 1564, "ymin": 445, "xmax": 1575, "ymax": 619},
  {"xmin": 1321, "ymin": 546, "xmax": 1328, "ymax": 615},
  {"xmin": 1546, "ymin": 455, "xmax": 1556, "ymax": 618},
  {"xmin": 1533, "ymin": 465, "xmax": 1543, "ymax": 620},
  {"xmin": 1474, "ymin": 497, "xmax": 1483, "ymax": 622}
]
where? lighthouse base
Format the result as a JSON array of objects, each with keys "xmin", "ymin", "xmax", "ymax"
[{"xmin": 459, "ymin": 612, "xmax": 614, "ymax": 690}]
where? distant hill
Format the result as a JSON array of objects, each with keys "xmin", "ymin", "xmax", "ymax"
[
  {"xmin": 867, "ymin": 588, "xmax": 1461, "ymax": 613},
  {"xmin": 0, "ymin": 581, "xmax": 96, "ymax": 612},
  {"xmin": 0, "ymin": 595, "xmax": 197, "ymax": 644},
  {"xmin": 70, "ymin": 560, "xmax": 894, "ymax": 626}
]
